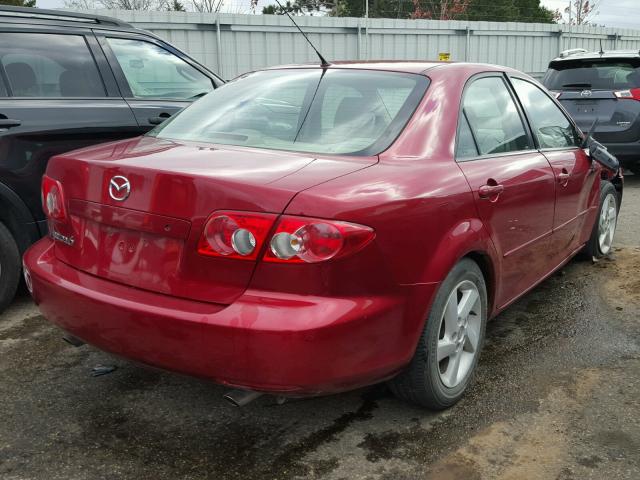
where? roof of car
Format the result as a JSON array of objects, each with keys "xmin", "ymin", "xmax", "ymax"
[
  {"xmin": 551, "ymin": 50, "xmax": 640, "ymax": 63},
  {"xmin": 261, "ymin": 60, "xmax": 512, "ymax": 76},
  {"xmin": 0, "ymin": 5, "xmax": 133, "ymax": 29}
]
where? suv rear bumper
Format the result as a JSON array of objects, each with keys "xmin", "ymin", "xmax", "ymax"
[{"xmin": 24, "ymin": 238, "xmax": 431, "ymax": 395}]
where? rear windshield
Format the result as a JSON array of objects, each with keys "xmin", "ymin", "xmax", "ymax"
[
  {"xmin": 543, "ymin": 59, "xmax": 640, "ymax": 91},
  {"xmin": 149, "ymin": 69, "xmax": 429, "ymax": 156}
]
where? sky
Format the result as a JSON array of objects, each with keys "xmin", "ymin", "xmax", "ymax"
[
  {"xmin": 35, "ymin": 0, "xmax": 640, "ymax": 30},
  {"xmin": 541, "ymin": 0, "xmax": 640, "ymax": 29}
]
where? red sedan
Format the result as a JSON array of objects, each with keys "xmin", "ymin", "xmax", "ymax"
[{"xmin": 24, "ymin": 62, "xmax": 622, "ymax": 409}]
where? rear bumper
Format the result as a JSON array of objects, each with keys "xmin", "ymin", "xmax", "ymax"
[{"xmin": 24, "ymin": 238, "xmax": 432, "ymax": 395}]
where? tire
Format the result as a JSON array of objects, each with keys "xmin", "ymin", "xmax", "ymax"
[
  {"xmin": 583, "ymin": 181, "xmax": 619, "ymax": 259},
  {"xmin": 389, "ymin": 258, "xmax": 487, "ymax": 409},
  {"xmin": 0, "ymin": 221, "xmax": 21, "ymax": 314}
]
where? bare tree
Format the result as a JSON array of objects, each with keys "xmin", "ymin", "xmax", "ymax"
[
  {"xmin": 190, "ymin": 0, "xmax": 223, "ymax": 12},
  {"xmin": 65, "ymin": 0, "xmax": 160, "ymax": 9},
  {"xmin": 559, "ymin": 0, "xmax": 599, "ymax": 25},
  {"xmin": 63, "ymin": 0, "xmax": 100, "ymax": 8}
]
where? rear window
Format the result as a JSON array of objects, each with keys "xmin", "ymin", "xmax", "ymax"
[
  {"xmin": 150, "ymin": 69, "xmax": 429, "ymax": 156},
  {"xmin": 543, "ymin": 59, "xmax": 640, "ymax": 91}
]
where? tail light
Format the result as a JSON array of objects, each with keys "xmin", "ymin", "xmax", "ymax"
[
  {"xmin": 197, "ymin": 211, "xmax": 277, "ymax": 260},
  {"xmin": 614, "ymin": 88, "xmax": 640, "ymax": 101},
  {"xmin": 197, "ymin": 211, "xmax": 375, "ymax": 264},
  {"xmin": 41, "ymin": 175, "xmax": 67, "ymax": 221},
  {"xmin": 264, "ymin": 215, "xmax": 374, "ymax": 264},
  {"xmin": 550, "ymin": 90, "xmax": 562, "ymax": 99}
]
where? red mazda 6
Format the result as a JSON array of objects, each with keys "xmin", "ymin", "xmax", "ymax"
[{"xmin": 24, "ymin": 62, "xmax": 622, "ymax": 409}]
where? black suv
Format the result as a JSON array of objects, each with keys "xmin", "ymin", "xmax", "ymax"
[
  {"xmin": 543, "ymin": 49, "xmax": 640, "ymax": 174},
  {"xmin": 0, "ymin": 6, "xmax": 223, "ymax": 312}
]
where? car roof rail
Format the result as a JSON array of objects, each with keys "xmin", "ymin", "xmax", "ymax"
[
  {"xmin": 0, "ymin": 5, "xmax": 132, "ymax": 28},
  {"xmin": 558, "ymin": 48, "xmax": 589, "ymax": 59}
]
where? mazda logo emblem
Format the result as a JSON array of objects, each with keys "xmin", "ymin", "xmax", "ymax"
[
  {"xmin": 109, "ymin": 175, "xmax": 131, "ymax": 201},
  {"xmin": 580, "ymin": 89, "xmax": 592, "ymax": 97}
]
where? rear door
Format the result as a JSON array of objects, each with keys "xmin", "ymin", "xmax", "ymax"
[
  {"xmin": 456, "ymin": 74, "xmax": 557, "ymax": 309},
  {"xmin": 543, "ymin": 58, "xmax": 640, "ymax": 144},
  {"xmin": 0, "ymin": 27, "xmax": 138, "ymax": 225},
  {"xmin": 96, "ymin": 33, "xmax": 219, "ymax": 130},
  {"xmin": 510, "ymin": 77, "xmax": 597, "ymax": 260}
]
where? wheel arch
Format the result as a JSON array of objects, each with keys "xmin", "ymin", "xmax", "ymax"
[
  {"xmin": 0, "ymin": 182, "xmax": 40, "ymax": 254},
  {"xmin": 421, "ymin": 217, "xmax": 500, "ymax": 318}
]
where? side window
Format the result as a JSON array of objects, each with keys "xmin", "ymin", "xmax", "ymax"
[
  {"xmin": 0, "ymin": 32, "xmax": 105, "ymax": 98},
  {"xmin": 106, "ymin": 38, "xmax": 213, "ymax": 100},
  {"xmin": 457, "ymin": 113, "xmax": 479, "ymax": 160},
  {"xmin": 511, "ymin": 78, "xmax": 580, "ymax": 149},
  {"xmin": 462, "ymin": 77, "xmax": 531, "ymax": 156}
]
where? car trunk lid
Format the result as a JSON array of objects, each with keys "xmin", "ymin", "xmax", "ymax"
[{"xmin": 46, "ymin": 136, "xmax": 375, "ymax": 304}]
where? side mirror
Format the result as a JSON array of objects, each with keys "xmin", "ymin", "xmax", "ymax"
[
  {"xmin": 587, "ymin": 139, "xmax": 620, "ymax": 172},
  {"xmin": 579, "ymin": 118, "xmax": 620, "ymax": 172}
]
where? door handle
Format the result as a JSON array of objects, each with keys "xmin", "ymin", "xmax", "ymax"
[
  {"xmin": 148, "ymin": 112, "xmax": 172, "ymax": 125},
  {"xmin": 0, "ymin": 118, "xmax": 21, "ymax": 128},
  {"xmin": 558, "ymin": 169, "xmax": 570, "ymax": 186},
  {"xmin": 478, "ymin": 183, "xmax": 504, "ymax": 199}
]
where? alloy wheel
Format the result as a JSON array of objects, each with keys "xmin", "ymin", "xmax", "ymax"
[
  {"xmin": 437, "ymin": 280, "xmax": 482, "ymax": 388},
  {"xmin": 598, "ymin": 193, "xmax": 617, "ymax": 255}
]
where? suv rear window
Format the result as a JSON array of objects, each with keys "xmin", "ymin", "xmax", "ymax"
[{"xmin": 543, "ymin": 59, "xmax": 640, "ymax": 91}]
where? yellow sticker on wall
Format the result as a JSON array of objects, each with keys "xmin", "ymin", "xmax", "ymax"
[{"xmin": 438, "ymin": 52, "xmax": 451, "ymax": 61}]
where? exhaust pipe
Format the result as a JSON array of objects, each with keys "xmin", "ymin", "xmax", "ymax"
[
  {"xmin": 223, "ymin": 389, "xmax": 263, "ymax": 407},
  {"xmin": 62, "ymin": 334, "xmax": 85, "ymax": 347}
]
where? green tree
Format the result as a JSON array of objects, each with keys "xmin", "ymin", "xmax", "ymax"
[
  {"xmin": 0, "ymin": 0, "xmax": 36, "ymax": 6},
  {"xmin": 463, "ymin": 0, "xmax": 556, "ymax": 22}
]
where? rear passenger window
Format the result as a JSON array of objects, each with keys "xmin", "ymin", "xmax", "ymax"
[
  {"xmin": 457, "ymin": 113, "xmax": 478, "ymax": 160},
  {"xmin": 0, "ymin": 33, "xmax": 105, "ymax": 98},
  {"xmin": 462, "ymin": 77, "xmax": 531, "ymax": 156},
  {"xmin": 106, "ymin": 38, "xmax": 213, "ymax": 100},
  {"xmin": 511, "ymin": 78, "xmax": 580, "ymax": 149}
]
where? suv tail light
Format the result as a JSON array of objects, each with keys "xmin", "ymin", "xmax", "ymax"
[
  {"xmin": 197, "ymin": 211, "xmax": 375, "ymax": 264},
  {"xmin": 264, "ymin": 216, "xmax": 375, "ymax": 264},
  {"xmin": 41, "ymin": 175, "xmax": 67, "ymax": 221},
  {"xmin": 614, "ymin": 88, "xmax": 640, "ymax": 101},
  {"xmin": 198, "ymin": 211, "xmax": 277, "ymax": 260}
]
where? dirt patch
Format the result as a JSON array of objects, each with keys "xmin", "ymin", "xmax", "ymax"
[
  {"xmin": 423, "ymin": 368, "xmax": 602, "ymax": 480},
  {"xmin": 604, "ymin": 247, "xmax": 640, "ymax": 309}
]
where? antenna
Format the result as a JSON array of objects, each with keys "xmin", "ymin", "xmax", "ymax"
[{"xmin": 273, "ymin": 0, "xmax": 330, "ymax": 68}]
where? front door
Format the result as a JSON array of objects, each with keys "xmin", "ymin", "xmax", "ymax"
[
  {"xmin": 456, "ymin": 75, "xmax": 557, "ymax": 308},
  {"xmin": 510, "ymin": 77, "xmax": 599, "ymax": 259}
]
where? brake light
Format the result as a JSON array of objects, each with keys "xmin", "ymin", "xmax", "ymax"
[
  {"xmin": 197, "ymin": 211, "xmax": 375, "ymax": 263},
  {"xmin": 41, "ymin": 175, "xmax": 67, "ymax": 221},
  {"xmin": 614, "ymin": 88, "xmax": 640, "ymax": 100},
  {"xmin": 197, "ymin": 211, "xmax": 276, "ymax": 260},
  {"xmin": 264, "ymin": 216, "xmax": 375, "ymax": 264}
]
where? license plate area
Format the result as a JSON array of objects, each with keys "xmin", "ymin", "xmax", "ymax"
[{"xmin": 54, "ymin": 200, "xmax": 191, "ymax": 295}]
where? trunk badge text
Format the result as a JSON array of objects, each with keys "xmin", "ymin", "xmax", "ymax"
[
  {"xmin": 52, "ymin": 230, "xmax": 75, "ymax": 246},
  {"xmin": 109, "ymin": 176, "xmax": 131, "ymax": 202}
]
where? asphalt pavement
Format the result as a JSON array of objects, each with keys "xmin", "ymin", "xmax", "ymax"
[{"xmin": 1, "ymin": 176, "xmax": 639, "ymax": 480}]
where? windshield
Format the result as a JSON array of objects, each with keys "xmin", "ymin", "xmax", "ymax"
[
  {"xmin": 149, "ymin": 69, "xmax": 429, "ymax": 156},
  {"xmin": 544, "ymin": 59, "xmax": 640, "ymax": 90}
]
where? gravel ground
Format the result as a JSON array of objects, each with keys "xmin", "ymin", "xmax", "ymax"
[{"xmin": 1, "ymin": 176, "xmax": 639, "ymax": 480}]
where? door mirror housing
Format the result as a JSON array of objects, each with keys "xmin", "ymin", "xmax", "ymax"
[{"xmin": 587, "ymin": 139, "xmax": 620, "ymax": 172}]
